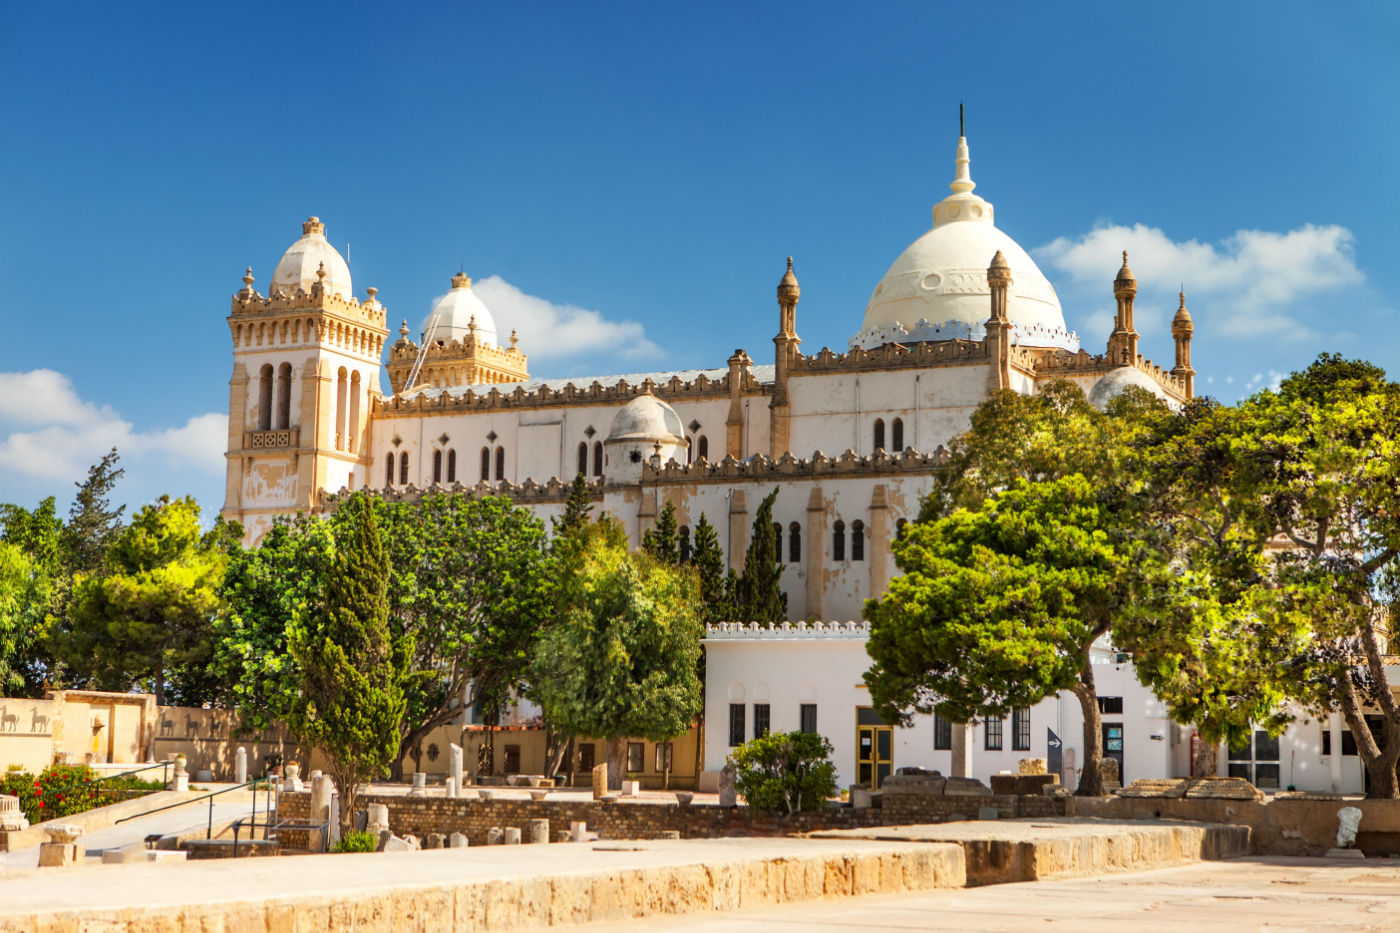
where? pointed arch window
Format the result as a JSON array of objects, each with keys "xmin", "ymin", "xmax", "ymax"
[
  {"xmin": 399, "ymin": 452, "xmax": 410, "ymax": 485},
  {"xmin": 495, "ymin": 446, "xmax": 505, "ymax": 481},
  {"xmin": 258, "ymin": 364, "xmax": 274, "ymax": 431},
  {"xmin": 833, "ymin": 520, "xmax": 846, "ymax": 562},
  {"xmin": 873, "ymin": 418, "xmax": 885, "ymax": 452},
  {"xmin": 851, "ymin": 520, "xmax": 865, "ymax": 561},
  {"xmin": 593, "ymin": 441, "xmax": 603, "ymax": 477},
  {"xmin": 276, "ymin": 363, "xmax": 293, "ymax": 430},
  {"xmin": 335, "ymin": 368, "xmax": 348, "ymax": 451},
  {"xmin": 446, "ymin": 449, "xmax": 457, "ymax": 483},
  {"xmin": 892, "ymin": 417, "xmax": 904, "ymax": 452},
  {"xmin": 697, "ymin": 435, "xmax": 709, "ymax": 461},
  {"xmin": 348, "ymin": 371, "xmax": 362, "ymax": 452},
  {"xmin": 385, "ymin": 453, "xmax": 395, "ymax": 487},
  {"xmin": 788, "ymin": 522, "xmax": 802, "ymax": 562},
  {"xmin": 578, "ymin": 442, "xmax": 589, "ymax": 477},
  {"xmin": 433, "ymin": 449, "xmax": 443, "ymax": 484},
  {"xmin": 481, "ymin": 447, "xmax": 491, "ymax": 482}
]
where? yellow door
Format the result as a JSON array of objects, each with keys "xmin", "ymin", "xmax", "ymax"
[{"xmin": 856, "ymin": 707, "xmax": 894, "ymax": 789}]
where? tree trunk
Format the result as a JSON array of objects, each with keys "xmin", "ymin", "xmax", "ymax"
[
  {"xmin": 1192, "ymin": 734, "xmax": 1218, "ymax": 778},
  {"xmin": 1359, "ymin": 616, "xmax": 1400, "ymax": 798},
  {"xmin": 544, "ymin": 732, "xmax": 573, "ymax": 779},
  {"xmin": 328, "ymin": 761, "xmax": 358, "ymax": 842},
  {"xmin": 154, "ymin": 661, "xmax": 165, "ymax": 708},
  {"xmin": 606, "ymin": 736, "xmax": 626, "ymax": 790},
  {"xmin": 1072, "ymin": 647, "xmax": 1105, "ymax": 796}
]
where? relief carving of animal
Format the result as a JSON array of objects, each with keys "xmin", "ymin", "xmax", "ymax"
[
  {"xmin": 0, "ymin": 707, "xmax": 16, "ymax": 732},
  {"xmin": 159, "ymin": 718, "xmax": 175, "ymax": 737},
  {"xmin": 30, "ymin": 709, "xmax": 48, "ymax": 733},
  {"xmin": 185, "ymin": 715, "xmax": 201, "ymax": 738}
]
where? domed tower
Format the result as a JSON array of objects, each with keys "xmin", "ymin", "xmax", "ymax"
[
  {"xmin": 602, "ymin": 390, "xmax": 688, "ymax": 486},
  {"xmin": 222, "ymin": 217, "xmax": 389, "ymax": 544},
  {"xmin": 1171, "ymin": 291, "xmax": 1195, "ymax": 399},
  {"xmin": 386, "ymin": 272, "xmax": 529, "ymax": 393}
]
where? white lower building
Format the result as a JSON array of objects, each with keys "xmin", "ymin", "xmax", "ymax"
[{"xmin": 702, "ymin": 621, "xmax": 1393, "ymax": 795}]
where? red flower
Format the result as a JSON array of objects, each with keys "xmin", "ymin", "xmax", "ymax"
[{"xmin": 36, "ymin": 801, "xmax": 43, "ymax": 808}]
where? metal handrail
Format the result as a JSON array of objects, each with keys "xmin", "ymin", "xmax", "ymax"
[
  {"xmin": 114, "ymin": 778, "xmax": 261, "ymax": 825},
  {"xmin": 40, "ymin": 761, "xmax": 172, "ymax": 797}
]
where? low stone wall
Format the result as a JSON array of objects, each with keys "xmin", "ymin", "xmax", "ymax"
[{"xmin": 275, "ymin": 790, "xmax": 1066, "ymax": 850}]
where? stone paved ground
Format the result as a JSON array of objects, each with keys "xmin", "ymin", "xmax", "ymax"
[{"xmin": 597, "ymin": 856, "xmax": 1400, "ymax": 932}]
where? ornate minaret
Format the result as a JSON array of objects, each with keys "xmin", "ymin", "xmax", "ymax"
[
  {"xmin": 1171, "ymin": 290, "xmax": 1195, "ymax": 399},
  {"xmin": 223, "ymin": 217, "xmax": 389, "ymax": 545},
  {"xmin": 769, "ymin": 257, "xmax": 801, "ymax": 457},
  {"xmin": 985, "ymin": 250, "xmax": 1013, "ymax": 392},
  {"xmin": 1107, "ymin": 251, "xmax": 1139, "ymax": 365}
]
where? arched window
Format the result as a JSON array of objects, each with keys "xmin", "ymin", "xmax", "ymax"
[
  {"xmin": 335, "ymin": 368, "xmax": 348, "ymax": 450},
  {"xmin": 258, "ymin": 364, "xmax": 273, "ymax": 431},
  {"xmin": 896, "ymin": 518, "xmax": 908, "ymax": 540},
  {"xmin": 593, "ymin": 441, "xmax": 603, "ymax": 477},
  {"xmin": 578, "ymin": 442, "xmax": 588, "ymax": 477},
  {"xmin": 686, "ymin": 437, "xmax": 692, "ymax": 464},
  {"xmin": 276, "ymin": 362, "xmax": 292, "ymax": 430},
  {"xmin": 833, "ymin": 520, "xmax": 846, "ymax": 562},
  {"xmin": 495, "ymin": 446, "xmax": 505, "ymax": 481},
  {"xmin": 892, "ymin": 417, "xmax": 904, "ymax": 452},
  {"xmin": 433, "ymin": 449, "xmax": 443, "ymax": 484},
  {"xmin": 399, "ymin": 452, "xmax": 410, "ymax": 485},
  {"xmin": 385, "ymin": 453, "xmax": 395, "ymax": 487},
  {"xmin": 348, "ymin": 371, "xmax": 361, "ymax": 451},
  {"xmin": 679, "ymin": 526, "xmax": 692, "ymax": 563},
  {"xmin": 873, "ymin": 418, "xmax": 885, "ymax": 452},
  {"xmin": 697, "ymin": 436, "xmax": 709, "ymax": 461},
  {"xmin": 447, "ymin": 449, "xmax": 457, "ymax": 483},
  {"xmin": 773, "ymin": 522, "xmax": 783, "ymax": 559},
  {"xmin": 852, "ymin": 520, "xmax": 865, "ymax": 561},
  {"xmin": 480, "ymin": 447, "xmax": 490, "ymax": 481},
  {"xmin": 788, "ymin": 522, "xmax": 802, "ymax": 562}
]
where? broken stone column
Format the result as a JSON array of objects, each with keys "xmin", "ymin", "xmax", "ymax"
[
  {"xmin": 444, "ymin": 777, "xmax": 457, "ymax": 799},
  {"xmin": 487, "ymin": 827, "xmax": 503, "ymax": 845},
  {"xmin": 409, "ymin": 772, "xmax": 427, "ymax": 797},
  {"xmin": 425, "ymin": 833, "xmax": 445, "ymax": 849},
  {"xmin": 235, "ymin": 747, "xmax": 248, "ymax": 785},
  {"xmin": 0, "ymin": 795, "xmax": 28, "ymax": 832},
  {"xmin": 309, "ymin": 773, "xmax": 334, "ymax": 851},
  {"xmin": 450, "ymin": 743, "xmax": 464, "ymax": 794},
  {"xmin": 849, "ymin": 785, "xmax": 872, "ymax": 809},
  {"xmin": 503, "ymin": 827, "xmax": 521, "ymax": 845},
  {"xmin": 528, "ymin": 819, "xmax": 550, "ymax": 844},
  {"xmin": 283, "ymin": 762, "xmax": 303, "ymax": 793},
  {"xmin": 449, "ymin": 832, "xmax": 468, "ymax": 848},
  {"xmin": 571, "ymin": 821, "xmax": 588, "ymax": 843},
  {"xmin": 365, "ymin": 803, "xmax": 390, "ymax": 836},
  {"xmin": 168, "ymin": 755, "xmax": 188, "ymax": 792},
  {"xmin": 592, "ymin": 762, "xmax": 608, "ymax": 800},
  {"xmin": 37, "ymin": 823, "xmax": 84, "ymax": 867},
  {"xmin": 950, "ymin": 722, "xmax": 973, "ymax": 778},
  {"xmin": 719, "ymin": 764, "xmax": 737, "ymax": 807}
]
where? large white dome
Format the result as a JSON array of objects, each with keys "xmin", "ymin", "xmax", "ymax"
[
  {"xmin": 854, "ymin": 137, "xmax": 1077, "ymax": 353},
  {"xmin": 606, "ymin": 393, "xmax": 686, "ymax": 444},
  {"xmin": 424, "ymin": 273, "xmax": 499, "ymax": 348},
  {"xmin": 270, "ymin": 217, "xmax": 353, "ymax": 299}
]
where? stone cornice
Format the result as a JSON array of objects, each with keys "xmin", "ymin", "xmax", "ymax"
[{"xmin": 640, "ymin": 446, "xmax": 949, "ymax": 486}]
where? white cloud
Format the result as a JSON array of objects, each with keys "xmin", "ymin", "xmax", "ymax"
[
  {"xmin": 1035, "ymin": 223, "xmax": 1363, "ymax": 341},
  {"xmin": 469, "ymin": 276, "xmax": 662, "ymax": 362},
  {"xmin": 0, "ymin": 369, "xmax": 225, "ymax": 484}
]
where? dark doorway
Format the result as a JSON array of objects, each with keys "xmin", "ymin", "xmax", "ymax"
[{"xmin": 1102, "ymin": 723, "xmax": 1125, "ymax": 783}]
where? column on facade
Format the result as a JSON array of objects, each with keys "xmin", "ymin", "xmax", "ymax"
[
  {"xmin": 725, "ymin": 351, "xmax": 750, "ymax": 459},
  {"xmin": 868, "ymin": 484, "xmax": 890, "ymax": 600},
  {"xmin": 297, "ymin": 355, "xmax": 331, "ymax": 509},
  {"xmin": 727, "ymin": 491, "xmax": 748, "ymax": 575},
  {"xmin": 805, "ymin": 486, "xmax": 826, "ymax": 619},
  {"xmin": 223, "ymin": 362, "xmax": 249, "ymax": 514},
  {"xmin": 985, "ymin": 251, "xmax": 1013, "ymax": 393}
]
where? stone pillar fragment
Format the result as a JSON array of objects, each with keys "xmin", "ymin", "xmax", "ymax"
[
  {"xmin": 592, "ymin": 763, "xmax": 608, "ymax": 800},
  {"xmin": 528, "ymin": 819, "xmax": 550, "ymax": 844},
  {"xmin": 235, "ymin": 747, "xmax": 248, "ymax": 785},
  {"xmin": 309, "ymin": 774, "xmax": 334, "ymax": 852},
  {"xmin": 450, "ymin": 742, "xmax": 464, "ymax": 794},
  {"xmin": 503, "ymin": 827, "xmax": 521, "ymax": 845},
  {"xmin": 950, "ymin": 722, "xmax": 973, "ymax": 778}
]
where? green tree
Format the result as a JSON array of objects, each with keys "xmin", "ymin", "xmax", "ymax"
[
  {"xmin": 0, "ymin": 497, "xmax": 63, "ymax": 695},
  {"xmin": 642, "ymin": 501, "xmax": 680, "ymax": 564},
  {"xmin": 732, "ymin": 488, "xmax": 786, "ymax": 623},
  {"xmin": 0, "ymin": 543, "xmax": 45, "ymax": 696},
  {"xmin": 287, "ymin": 494, "xmax": 411, "ymax": 834},
  {"xmin": 866, "ymin": 475, "xmax": 1161, "ymax": 796},
  {"xmin": 530, "ymin": 517, "xmax": 703, "ymax": 788},
  {"xmin": 59, "ymin": 496, "xmax": 231, "ymax": 706},
  {"xmin": 690, "ymin": 513, "xmax": 732, "ymax": 625},
  {"xmin": 62, "ymin": 449, "xmax": 126, "ymax": 574},
  {"xmin": 728, "ymin": 730, "xmax": 837, "ymax": 814}
]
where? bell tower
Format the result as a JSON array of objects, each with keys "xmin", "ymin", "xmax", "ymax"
[{"xmin": 222, "ymin": 218, "xmax": 390, "ymax": 544}]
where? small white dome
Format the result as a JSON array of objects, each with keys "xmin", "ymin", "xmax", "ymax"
[
  {"xmin": 857, "ymin": 136, "xmax": 1075, "ymax": 353},
  {"xmin": 270, "ymin": 217, "xmax": 352, "ymax": 299},
  {"xmin": 1087, "ymin": 367, "xmax": 1174, "ymax": 410},
  {"xmin": 424, "ymin": 274, "xmax": 499, "ymax": 348},
  {"xmin": 606, "ymin": 394, "xmax": 686, "ymax": 444}
]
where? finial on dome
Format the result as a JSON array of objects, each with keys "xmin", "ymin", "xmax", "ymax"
[
  {"xmin": 243, "ymin": 267, "xmax": 255, "ymax": 288},
  {"xmin": 1173, "ymin": 290, "xmax": 1193, "ymax": 326},
  {"xmin": 451, "ymin": 272, "xmax": 472, "ymax": 289},
  {"xmin": 468, "ymin": 315, "xmax": 477, "ymax": 336},
  {"xmin": 960, "ymin": 101, "xmax": 964, "ymax": 138},
  {"xmin": 989, "ymin": 250, "xmax": 1009, "ymax": 270},
  {"xmin": 510, "ymin": 329, "xmax": 519, "ymax": 350},
  {"xmin": 367, "ymin": 286, "xmax": 378, "ymax": 299},
  {"xmin": 1116, "ymin": 251, "xmax": 1134, "ymax": 281},
  {"xmin": 399, "ymin": 319, "xmax": 410, "ymax": 338},
  {"xmin": 302, "ymin": 216, "xmax": 325, "ymax": 236},
  {"xmin": 778, "ymin": 256, "xmax": 799, "ymax": 290},
  {"xmin": 950, "ymin": 126, "xmax": 975, "ymax": 195},
  {"xmin": 316, "ymin": 262, "xmax": 327, "ymax": 280}
]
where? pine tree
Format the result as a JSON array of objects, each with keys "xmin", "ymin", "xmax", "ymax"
[
  {"xmin": 63, "ymin": 449, "xmax": 125, "ymax": 574},
  {"xmin": 642, "ymin": 500, "xmax": 680, "ymax": 564},
  {"xmin": 734, "ymin": 488, "xmax": 787, "ymax": 623},
  {"xmin": 554, "ymin": 472, "xmax": 594, "ymax": 540},
  {"xmin": 288, "ymin": 495, "xmax": 411, "ymax": 835},
  {"xmin": 691, "ymin": 513, "xmax": 732, "ymax": 624}
]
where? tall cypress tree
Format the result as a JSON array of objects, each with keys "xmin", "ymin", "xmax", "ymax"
[
  {"xmin": 642, "ymin": 501, "xmax": 680, "ymax": 564},
  {"xmin": 734, "ymin": 488, "xmax": 787, "ymax": 623},
  {"xmin": 288, "ymin": 495, "xmax": 411, "ymax": 835},
  {"xmin": 63, "ymin": 449, "xmax": 125, "ymax": 574},
  {"xmin": 691, "ymin": 513, "xmax": 732, "ymax": 625}
]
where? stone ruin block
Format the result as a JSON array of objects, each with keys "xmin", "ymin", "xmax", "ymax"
[
  {"xmin": 528, "ymin": 819, "xmax": 550, "ymax": 844},
  {"xmin": 1018, "ymin": 758, "xmax": 1048, "ymax": 775},
  {"xmin": 1184, "ymin": 777, "xmax": 1265, "ymax": 801},
  {"xmin": 425, "ymin": 833, "xmax": 445, "ymax": 849},
  {"xmin": 487, "ymin": 827, "xmax": 504, "ymax": 846},
  {"xmin": 990, "ymin": 773, "xmax": 1059, "ymax": 796},
  {"xmin": 881, "ymin": 774, "xmax": 946, "ymax": 796},
  {"xmin": 380, "ymin": 834, "xmax": 415, "ymax": 853},
  {"xmin": 450, "ymin": 832, "xmax": 469, "ymax": 848},
  {"xmin": 503, "ymin": 827, "xmax": 522, "ymax": 845},
  {"xmin": 1117, "ymin": 779, "xmax": 1190, "ymax": 799},
  {"xmin": 592, "ymin": 763, "xmax": 609, "ymax": 801},
  {"xmin": 0, "ymin": 794, "xmax": 29, "ymax": 832},
  {"xmin": 943, "ymin": 777, "xmax": 993, "ymax": 797}
]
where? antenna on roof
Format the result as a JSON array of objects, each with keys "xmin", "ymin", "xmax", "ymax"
[
  {"xmin": 959, "ymin": 102, "xmax": 964, "ymax": 138},
  {"xmin": 346, "ymin": 243, "xmax": 350, "ymax": 267}
]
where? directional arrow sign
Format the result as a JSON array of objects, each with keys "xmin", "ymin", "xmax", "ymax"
[{"xmin": 1047, "ymin": 728, "xmax": 1063, "ymax": 777}]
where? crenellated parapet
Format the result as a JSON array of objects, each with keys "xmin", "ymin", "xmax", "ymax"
[
  {"xmin": 387, "ymin": 325, "xmax": 529, "ymax": 393},
  {"xmin": 641, "ymin": 446, "xmax": 950, "ymax": 486},
  {"xmin": 705, "ymin": 620, "xmax": 872, "ymax": 640},
  {"xmin": 227, "ymin": 268, "xmax": 388, "ymax": 362},
  {"xmin": 375, "ymin": 368, "xmax": 767, "ymax": 416},
  {"xmin": 790, "ymin": 338, "xmax": 989, "ymax": 375},
  {"xmin": 1034, "ymin": 347, "xmax": 1188, "ymax": 397},
  {"xmin": 322, "ymin": 475, "xmax": 604, "ymax": 508}
]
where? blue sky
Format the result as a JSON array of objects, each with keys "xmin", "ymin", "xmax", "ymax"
[{"xmin": 1, "ymin": 1, "xmax": 1397, "ymax": 515}]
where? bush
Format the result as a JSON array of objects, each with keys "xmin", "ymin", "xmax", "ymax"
[
  {"xmin": 333, "ymin": 830, "xmax": 378, "ymax": 853},
  {"xmin": 728, "ymin": 731, "xmax": 837, "ymax": 815},
  {"xmin": 0, "ymin": 764, "xmax": 165, "ymax": 823}
]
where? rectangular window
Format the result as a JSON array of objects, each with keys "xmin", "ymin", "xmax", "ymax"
[
  {"xmin": 503, "ymin": 744, "xmax": 521, "ymax": 774},
  {"xmin": 1012, "ymin": 708, "xmax": 1031, "ymax": 751},
  {"xmin": 1097, "ymin": 696, "xmax": 1124, "ymax": 715},
  {"xmin": 799, "ymin": 703, "xmax": 818, "ymax": 734},
  {"xmin": 626, "ymin": 742, "xmax": 644, "ymax": 773},
  {"xmin": 754, "ymin": 704, "xmax": 771, "ymax": 738},
  {"xmin": 984, "ymin": 715, "xmax": 1003, "ymax": 751},
  {"xmin": 934, "ymin": 714, "xmax": 952, "ymax": 750},
  {"xmin": 655, "ymin": 742, "xmax": 673, "ymax": 772},
  {"xmin": 729, "ymin": 703, "xmax": 745, "ymax": 747},
  {"xmin": 1322, "ymin": 729, "xmax": 1332, "ymax": 756},
  {"xmin": 1343, "ymin": 730, "xmax": 1358, "ymax": 756},
  {"xmin": 577, "ymin": 742, "xmax": 595, "ymax": 773}
]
